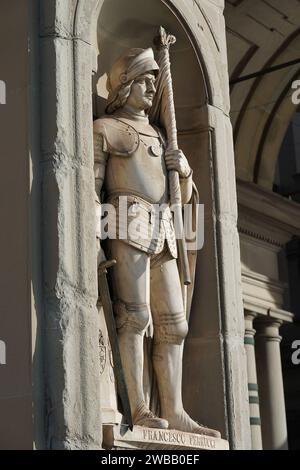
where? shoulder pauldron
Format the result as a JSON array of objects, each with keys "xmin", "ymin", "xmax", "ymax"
[{"xmin": 93, "ymin": 117, "xmax": 140, "ymax": 157}]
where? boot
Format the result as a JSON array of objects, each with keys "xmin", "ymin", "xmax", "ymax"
[
  {"xmin": 132, "ymin": 401, "xmax": 168, "ymax": 429},
  {"xmin": 153, "ymin": 342, "xmax": 221, "ymax": 438},
  {"xmin": 118, "ymin": 330, "xmax": 168, "ymax": 429}
]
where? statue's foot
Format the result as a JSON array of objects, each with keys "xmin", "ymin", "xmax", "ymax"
[
  {"xmin": 166, "ymin": 410, "xmax": 221, "ymax": 438},
  {"xmin": 133, "ymin": 402, "xmax": 168, "ymax": 429}
]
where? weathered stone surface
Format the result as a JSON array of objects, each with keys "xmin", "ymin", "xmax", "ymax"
[
  {"xmin": 103, "ymin": 424, "xmax": 229, "ymax": 450},
  {"xmin": 40, "ymin": 0, "xmax": 102, "ymax": 450},
  {"xmin": 39, "ymin": 0, "xmax": 250, "ymax": 451},
  {"xmin": 40, "ymin": 0, "xmax": 77, "ymax": 39}
]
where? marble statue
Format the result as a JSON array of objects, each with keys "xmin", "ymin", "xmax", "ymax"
[{"xmin": 94, "ymin": 47, "xmax": 220, "ymax": 438}]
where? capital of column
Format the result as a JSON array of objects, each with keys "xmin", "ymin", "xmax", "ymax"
[
  {"xmin": 255, "ymin": 318, "xmax": 283, "ymax": 343},
  {"xmin": 244, "ymin": 310, "xmax": 258, "ymax": 339}
]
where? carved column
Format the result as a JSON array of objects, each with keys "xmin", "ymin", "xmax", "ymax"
[
  {"xmin": 255, "ymin": 318, "xmax": 288, "ymax": 450},
  {"xmin": 244, "ymin": 311, "xmax": 263, "ymax": 450},
  {"xmin": 40, "ymin": 0, "xmax": 102, "ymax": 449}
]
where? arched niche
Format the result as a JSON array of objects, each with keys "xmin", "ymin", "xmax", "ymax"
[
  {"xmin": 91, "ymin": 0, "xmax": 207, "ymax": 126},
  {"xmin": 88, "ymin": 0, "xmax": 234, "ymax": 440},
  {"xmin": 40, "ymin": 0, "xmax": 249, "ymax": 449}
]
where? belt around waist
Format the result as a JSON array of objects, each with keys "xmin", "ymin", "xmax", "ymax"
[{"xmin": 106, "ymin": 193, "xmax": 173, "ymax": 222}]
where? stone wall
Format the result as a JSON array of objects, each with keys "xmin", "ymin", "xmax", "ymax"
[
  {"xmin": 0, "ymin": 0, "xmax": 34, "ymax": 450},
  {"xmin": 0, "ymin": 0, "xmax": 251, "ymax": 450}
]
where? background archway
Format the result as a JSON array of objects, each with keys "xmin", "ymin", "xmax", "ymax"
[{"xmin": 225, "ymin": 0, "xmax": 300, "ymax": 188}]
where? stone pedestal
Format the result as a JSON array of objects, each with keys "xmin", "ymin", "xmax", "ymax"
[{"xmin": 103, "ymin": 425, "xmax": 229, "ymax": 450}]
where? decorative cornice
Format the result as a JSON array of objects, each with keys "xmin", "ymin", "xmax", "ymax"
[
  {"xmin": 238, "ymin": 224, "xmax": 284, "ymax": 248},
  {"xmin": 237, "ymin": 179, "xmax": 300, "ymax": 239},
  {"xmin": 243, "ymin": 298, "xmax": 294, "ymax": 324},
  {"xmin": 242, "ymin": 270, "xmax": 286, "ymax": 291}
]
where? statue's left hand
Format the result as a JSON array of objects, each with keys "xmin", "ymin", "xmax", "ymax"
[{"xmin": 165, "ymin": 149, "xmax": 191, "ymax": 178}]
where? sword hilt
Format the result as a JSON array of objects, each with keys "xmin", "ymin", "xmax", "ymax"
[{"xmin": 98, "ymin": 259, "xmax": 117, "ymax": 275}]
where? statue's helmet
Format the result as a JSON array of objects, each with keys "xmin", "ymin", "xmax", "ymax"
[{"xmin": 106, "ymin": 48, "xmax": 159, "ymax": 114}]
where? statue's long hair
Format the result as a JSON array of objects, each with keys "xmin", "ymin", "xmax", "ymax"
[{"xmin": 106, "ymin": 80, "xmax": 134, "ymax": 115}]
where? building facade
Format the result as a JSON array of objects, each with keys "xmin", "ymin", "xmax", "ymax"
[{"xmin": 0, "ymin": 0, "xmax": 299, "ymax": 450}]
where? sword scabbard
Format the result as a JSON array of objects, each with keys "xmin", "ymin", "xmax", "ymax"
[{"xmin": 98, "ymin": 259, "xmax": 133, "ymax": 431}]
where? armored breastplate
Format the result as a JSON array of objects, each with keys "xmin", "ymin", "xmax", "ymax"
[
  {"xmin": 93, "ymin": 115, "xmax": 177, "ymax": 258},
  {"xmin": 95, "ymin": 116, "xmax": 169, "ymax": 204}
]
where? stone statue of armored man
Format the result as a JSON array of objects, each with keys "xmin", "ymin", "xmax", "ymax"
[{"xmin": 94, "ymin": 46, "xmax": 220, "ymax": 438}]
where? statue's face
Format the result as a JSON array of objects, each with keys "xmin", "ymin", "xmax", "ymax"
[{"xmin": 125, "ymin": 72, "xmax": 156, "ymax": 111}]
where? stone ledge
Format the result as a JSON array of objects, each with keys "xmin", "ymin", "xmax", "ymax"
[{"xmin": 103, "ymin": 424, "xmax": 229, "ymax": 450}]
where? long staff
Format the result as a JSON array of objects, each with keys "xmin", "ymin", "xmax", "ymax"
[{"xmin": 151, "ymin": 26, "xmax": 191, "ymax": 285}]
